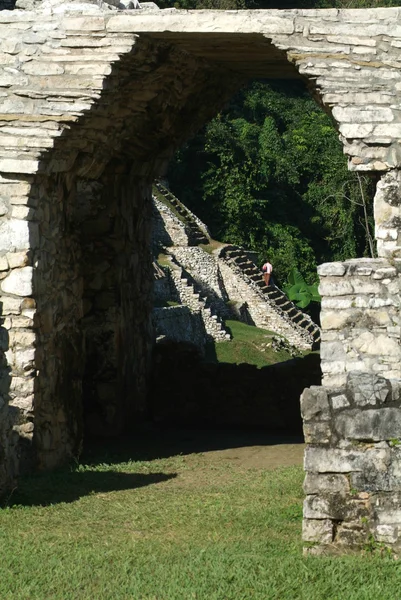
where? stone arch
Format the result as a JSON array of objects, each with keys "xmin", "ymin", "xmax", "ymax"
[{"xmin": 1, "ymin": 5, "xmax": 401, "ymax": 552}]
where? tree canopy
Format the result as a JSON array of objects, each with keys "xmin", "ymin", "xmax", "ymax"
[
  {"xmin": 163, "ymin": 0, "xmax": 393, "ymax": 285},
  {"xmin": 168, "ymin": 82, "xmax": 376, "ymax": 286}
]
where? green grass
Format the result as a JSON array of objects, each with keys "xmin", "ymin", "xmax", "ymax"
[
  {"xmin": 1, "ymin": 437, "xmax": 401, "ymax": 600},
  {"xmin": 205, "ymin": 320, "xmax": 294, "ymax": 368}
]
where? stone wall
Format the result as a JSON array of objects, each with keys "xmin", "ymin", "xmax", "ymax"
[
  {"xmin": 219, "ymin": 259, "xmax": 313, "ymax": 350},
  {"xmin": 172, "ymin": 247, "xmax": 230, "ymax": 318},
  {"xmin": 152, "ymin": 197, "xmax": 189, "ymax": 251},
  {"xmin": 0, "ymin": 8, "xmax": 242, "ymax": 489},
  {"xmin": 151, "ymin": 343, "xmax": 321, "ymax": 430},
  {"xmin": 375, "ymin": 170, "xmax": 401, "ymax": 259},
  {"xmin": 153, "ymin": 306, "xmax": 206, "ymax": 351},
  {"xmin": 318, "ymin": 258, "xmax": 400, "ymax": 389},
  {"xmin": 302, "ymin": 373, "xmax": 401, "ymax": 553}
]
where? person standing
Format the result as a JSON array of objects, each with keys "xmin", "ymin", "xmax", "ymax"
[{"xmin": 262, "ymin": 260, "xmax": 273, "ymax": 287}]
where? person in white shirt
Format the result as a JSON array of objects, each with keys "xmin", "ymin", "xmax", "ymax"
[{"xmin": 262, "ymin": 261, "xmax": 273, "ymax": 287}]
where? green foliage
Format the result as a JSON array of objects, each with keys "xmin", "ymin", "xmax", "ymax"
[
  {"xmin": 169, "ymin": 81, "xmax": 376, "ymax": 286},
  {"xmin": 284, "ymin": 269, "xmax": 321, "ymax": 309}
]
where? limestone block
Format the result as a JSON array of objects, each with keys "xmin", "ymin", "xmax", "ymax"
[
  {"xmin": 320, "ymin": 310, "xmax": 354, "ymax": 330},
  {"xmin": 332, "ymin": 106, "xmax": 394, "ymax": 123},
  {"xmin": 376, "ymin": 510, "xmax": 401, "ymax": 526},
  {"xmin": 335, "ymin": 408, "xmax": 401, "ymax": 441},
  {"xmin": 345, "ymin": 361, "xmax": 366, "ymax": 373},
  {"xmin": 350, "ymin": 279, "xmax": 382, "ymax": 295},
  {"xmin": 9, "ymin": 394, "xmax": 34, "ymax": 411},
  {"xmin": 320, "ymin": 341, "xmax": 346, "ymax": 361},
  {"xmin": 303, "ymin": 421, "xmax": 331, "ymax": 444},
  {"xmin": 302, "ymin": 494, "xmax": 352, "ymax": 521},
  {"xmin": 375, "ymin": 524, "xmax": 398, "ymax": 544},
  {"xmin": 331, "ymin": 393, "xmax": 350, "ymax": 410},
  {"xmin": 317, "ymin": 262, "xmax": 346, "ymax": 277},
  {"xmin": 372, "ymin": 267, "xmax": 398, "ymax": 279},
  {"xmin": 300, "ymin": 386, "xmax": 330, "ymax": 421},
  {"xmin": 22, "ymin": 62, "xmax": 65, "ymax": 76},
  {"xmin": 10, "ymin": 376, "xmax": 34, "ymax": 395},
  {"xmin": 322, "ymin": 373, "xmax": 347, "ymax": 389},
  {"xmin": 6, "ymin": 252, "xmax": 29, "ymax": 269},
  {"xmin": 321, "ymin": 360, "xmax": 345, "ymax": 375},
  {"xmin": 304, "ymin": 446, "xmax": 389, "ymax": 474},
  {"xmin": 63, "ymin": 16, "xmax": 106, "ymax": 31},
  {"xmin": 1, "ymin": 266, "xmax": 33, "ymax": 297},
  {"xmin": 347, "ymin": 372, "xmax": 391, "ymax": 406},
  {"xmin": 1, "ymin": 296, "xmax": 21, "ymax": 315},
  {"xmin": 351, "ymin": 332, "xmax": 400, "ymax": 357},
  {"xmin": 0, "ymin": 159, "xmax": 39, "ymax": 175},
  {"xmin": 321, "ymin": 297, "xmax": 353, "ymax": 310},
  {"xmin": 338, "ymin": 124, "xmax": 374, "ymax": 139},
  {"xmin": 0, "ymin": 219, "xmax": 30, "ymax": 252},
  {"xmin": 318, "ymin": 280, "xmax": 353, "ymax": 296},
  {"xmin": 302, "ymin": 519, "xmax": 333, "ymax": 544},
  {"xmin": 303, "ymin": 473, "xmax": 349, "ymax": 495}
]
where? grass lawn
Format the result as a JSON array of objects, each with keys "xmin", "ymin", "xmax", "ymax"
[
  {"xmin": 1, "ymin": 432, "xmax": 400, "ymax": 600},
  {"xmin": 205, "ymin": 320, "xmax": 296, "ymax": 368}
]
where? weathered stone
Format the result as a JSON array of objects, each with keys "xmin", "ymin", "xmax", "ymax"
[
  {"xmin": 335, "ymin": 408, "xmax": 401, "ymax": 441},
  {"xmin": 0, "ymin": 220, "xmax": 30, "ymax": 252},
  {"xmin": 347, "ymin": 373, "xmax": 391, "ymax": 406},
  {"xmin": 331, "ymin": 393, "xmax": 350, "ymax": 410},
  {"xmin": 6, "ymin": 252, "xmax": 29, "ymax": 269},
  {"xmin": 303, "ymin": 473, "xmax": 349, "ymax": 495},
  {"xmin": 352, "ymin": 332, "xmax": 400, "ymax": 357},
  {"xmin": 318, "ymin": 280, "xmax": 353, "ymax": 296},
  {"xmin": 317, "ymin": 262, "xmax": 346, "ymax": 277},
  {"xmin": 300, "ymin": 386, "xmax": 330, "ymax": 421},
  {"xmin": 1, "ymin": 267, "xmax": 33, "ymax": 297},
  {"xmin": 302, "ymin": 519, "xmax": 333, "ymax": 544},
  {"xmin": 304, "ymin": 446, "xmax": 389, "ymax": 474}
]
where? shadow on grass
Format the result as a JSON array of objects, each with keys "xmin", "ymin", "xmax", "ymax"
[
  {"xmin": 82, "ymin": 428, "xmax": 305, "ymax": 467},
  {"xmin": 5, "ymin": 470, "xmax": 176, "ymax": 508}
]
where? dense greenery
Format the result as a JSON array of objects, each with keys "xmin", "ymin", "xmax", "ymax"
[
  {"xmin": 284, "ymin": 269, "xmax": 320, "ymax": 309},
  {"xmin": 169, "ymin": 82, "xmax": 376, "ymax": 286},
  {"xmin": 162, "ymin": 0, "xmax": 398, "ymax": 286}
]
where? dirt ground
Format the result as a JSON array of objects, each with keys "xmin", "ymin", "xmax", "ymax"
[
  {"xmin": 102, "ymin": 428, "xmax": 306, "ymax": 470},
  {"xmin": 197, "ymin": 441, "xmax": 305, "ymax": 470}
]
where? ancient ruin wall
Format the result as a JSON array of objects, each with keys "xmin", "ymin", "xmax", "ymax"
[{"xmin": 1, "ymin": 5, "xmax": 401, "ymax": 554}]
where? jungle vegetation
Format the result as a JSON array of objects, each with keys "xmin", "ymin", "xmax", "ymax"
[{"xmin": 159, "ymin": 0, "xmax": 396, "ymax": 286}]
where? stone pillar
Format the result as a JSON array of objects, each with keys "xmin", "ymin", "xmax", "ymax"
[
  {"xmin": 375, "ymin": 170, "xmax": 401, "ymax": 259},
  {"xmin": 302, "ymin": 257, "xmax": 401, "ymax": 553},
  {"xmin": 318, "ymin": 259, "xmax": 401, "ymax": 389},
  {"xmin": 302, "ymin": 375, "xmax": 401, "ymax": 553},
  {"xmin": 0, "ymin": 173, "xmax": 38, "ymax": 489}
]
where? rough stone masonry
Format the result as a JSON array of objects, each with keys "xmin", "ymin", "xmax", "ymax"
[{"xmin": 0, "ymin": 1, "xmax": 401, "ymax": 553}]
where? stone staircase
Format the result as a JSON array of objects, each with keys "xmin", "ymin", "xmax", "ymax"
[
  {"xmin": 169, "ymin": 261, "xmax": 231, "ymax": 343},
  {"xmin": 154, "ymin": 182, "xmax": 209, "ymax": 246},
  {"xmin": 219, "ymin": 245, "xmax": 321, "ymax": 348}
]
